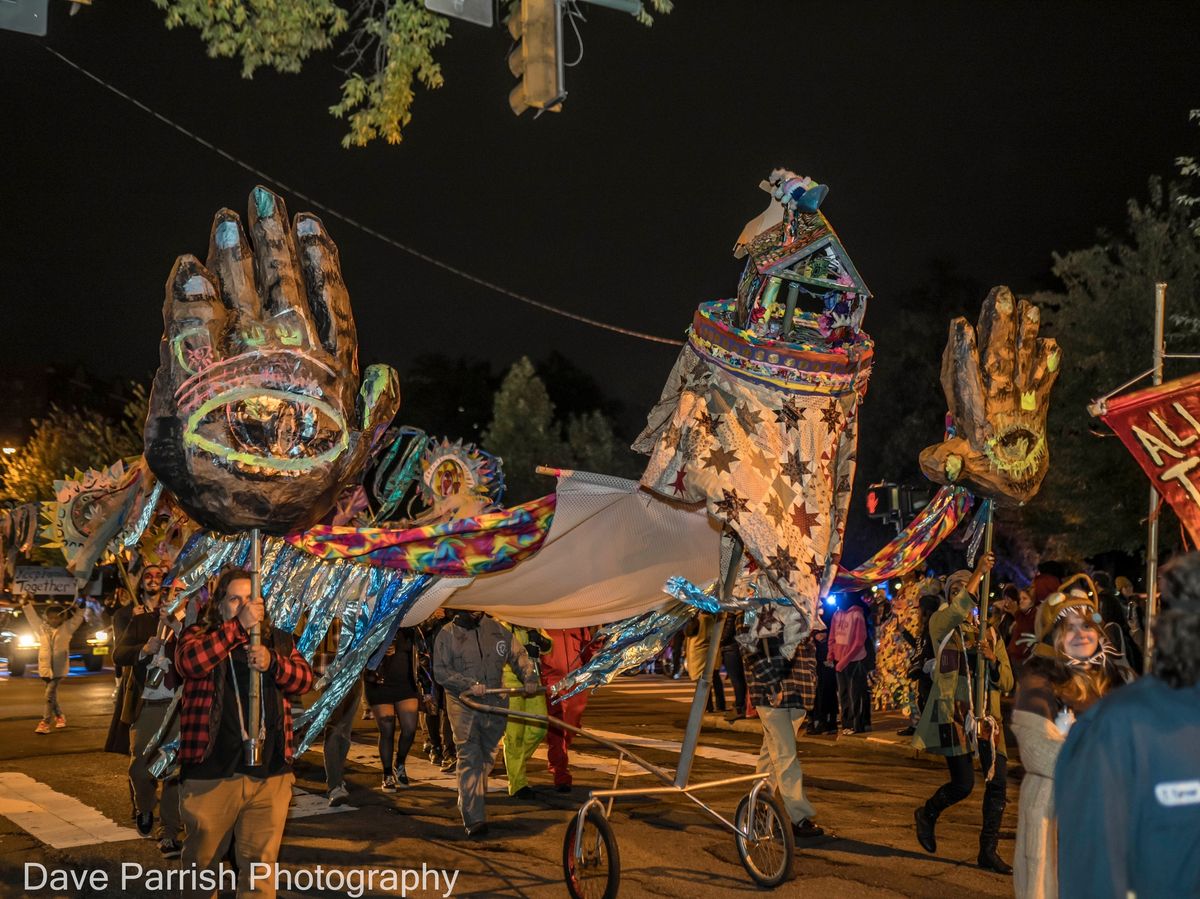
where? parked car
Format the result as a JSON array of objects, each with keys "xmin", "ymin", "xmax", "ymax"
[{"xmin": 0, "ymin": 601, "xmax": 112, "ymax": 676}]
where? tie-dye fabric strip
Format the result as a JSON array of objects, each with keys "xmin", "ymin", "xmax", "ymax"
[{"xmin": 283, "ymin": 494, "xmax": 557, "ymax": 577}]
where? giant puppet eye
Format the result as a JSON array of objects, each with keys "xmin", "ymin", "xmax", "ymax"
[{"xmin": 177, "ymin": 350, "xmax": 349, "ymax": 477}]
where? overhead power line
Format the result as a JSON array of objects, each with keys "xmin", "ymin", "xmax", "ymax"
[{"xmin": 42, "ymin": 45, "xmax": 685, "ymax": 348}]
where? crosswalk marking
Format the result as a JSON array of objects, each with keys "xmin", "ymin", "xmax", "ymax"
[{"xmin": 0, "ymin": 772, "xmax": 140, "ymax": 848}]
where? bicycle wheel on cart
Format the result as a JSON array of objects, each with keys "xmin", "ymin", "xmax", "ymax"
[
  {"xmin": 734, "ymin": 790, "xmax": 795, "ymax": 887},
  {"xmin": 563, "ymin": 806, "xmax": 620, "ymax": 899}
]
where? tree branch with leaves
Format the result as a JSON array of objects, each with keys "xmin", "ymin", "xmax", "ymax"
[{"xmin": 154, "ymin": 0, "xmax": 674, "ymax": 147}]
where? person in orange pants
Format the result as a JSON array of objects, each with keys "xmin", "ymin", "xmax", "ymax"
[{"xmin": 539, "ymin": 627, "xmax": 593, "ymax": 793}]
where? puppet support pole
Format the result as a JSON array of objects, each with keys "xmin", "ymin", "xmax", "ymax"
[
  {"xmin": 1143, "ymin": 282, "xmax": 1167, "ymax": 674},
  {"xmin": 674, "ymin": 533, "xmax": 743, "ymax": 788},
  {"xmin": 245, "ymin": 528, "xmax": 263, "ymax": 767},
  {"xmin": 975, "ymin": 503, "xmax": 995, "ymax": 720}
]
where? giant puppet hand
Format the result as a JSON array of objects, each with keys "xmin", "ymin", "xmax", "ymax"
[
  {"xmin": 919, "ymin": 286, "xmax": 1060, "ymax": 505},
  {"xmin": 144, "ymin": 186, "xmax": 401, "ymax": 534}
]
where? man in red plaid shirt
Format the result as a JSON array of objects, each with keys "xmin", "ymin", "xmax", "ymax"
[{"xmin": 176, "ymin": 567, "xmax": 313, "ymax": 899}]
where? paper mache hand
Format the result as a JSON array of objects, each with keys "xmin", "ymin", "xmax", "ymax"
[
  {"xmin": 145, "ymin": 186, "xmax": 401, "ymax": 535},
  {"xmin": 919, "ymin": 286, "xmax": 1060, "ymax": 505}
]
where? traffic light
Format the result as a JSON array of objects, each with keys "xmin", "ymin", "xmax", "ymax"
[
  {"xmin": 866, "ymin": 483, "xmax": 899, "ymax": 521},
  {"xmin": 901, "ymin": 484, "xmax": 935, "ymax": 520},
  {"xmin": 507, "ymin": 0, "xmax": 565, "ymax": 115}
]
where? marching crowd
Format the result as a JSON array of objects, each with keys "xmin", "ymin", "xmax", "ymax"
[{"xmin": 15, "ymin": 546, "xmax": 1200, "ymax": 899}]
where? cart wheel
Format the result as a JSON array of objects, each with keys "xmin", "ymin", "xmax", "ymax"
[
  {"xmin": 734, "ymin": 791, "xmax": 795, "ymax": 888},
  {"xmin": 562, "ymin": 807, "xmax": 620, "ymax": 899}
]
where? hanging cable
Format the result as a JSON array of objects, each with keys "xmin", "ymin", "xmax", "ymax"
[{"xmin": 42, "ymin": 45, "xmax": 684, "ymax": 347}]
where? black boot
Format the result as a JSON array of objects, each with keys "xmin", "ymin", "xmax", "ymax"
[
  {"xmin": 977, "ymin": 794, "xmax": 1012, "ymax": 875},
  {"xmin": 915, "ymin": 782, "xmax": 961, "ymax": 854},
  {"xmin": 914, "ymin": 806, "xmax": 938, "ymax": 853}
]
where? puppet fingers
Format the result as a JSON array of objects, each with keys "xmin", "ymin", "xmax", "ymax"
[
  {"xmin": 164, "ymin": 255, "xmax": 226, "ymax": 380},
  {"xmin": 1014, "ymin": 299, "xmax": 1042, "ymax": 395},
  {"xmin": 940, "ymin": 316, "xmax": 987, "ymax": 445},
  {"xmin": 295, "ymin": 212, "xmax": 358, "ymax": 377},
  {"xmin": 246, "ymin": 186, "xmax": 319, "ymax": 350},
  {"xmin": 977, "ymin": 286, "xmax": 1018, "ymax": 401},
  {"xmin": 205, "ymin": 210, "xmax": 261, "ymax": 323}
]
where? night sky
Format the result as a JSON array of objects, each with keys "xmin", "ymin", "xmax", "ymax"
[{"xmin": 2, "ymin": 2, "xmax": 1199, "ymax": 456}]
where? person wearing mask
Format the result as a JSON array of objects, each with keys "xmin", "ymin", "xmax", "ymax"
[
  {"xmin": 364, "ymin": 625, "xmax": 424, "ymax": 792},
  {"xmin": 110, "ymin": 579, "xmax": 184, "ymax": 856},
  {"xmin": 827, "ymin": 593, "xmax": 869, "ymax": 734},
  {"xmin": 176, "ymin": 568, "xmax": 314, "ymax": 899},
  {"xmin": 500, "ymin": 622, "xmax": 552, "ymax": 799},
  {"xmin": 22, "ymin": 598, "xmax": 86, "ymax": 733},
  {"xmin": 913, "ymin": 553, "xmax": 1016, "ymax": 873},
  {"xmin": 1054, "ymin": 553, "xmax": 1199, "ymax": 898},
  {"xmin": 540, "ymin": 626, "xmax": 595, "ymax": 793},
  {"xmin": 432, "ymin": 609, "xmax": 540, "ymax": 837},
  {"xmin": 1010, "ymin": 577, "xmax": 1133, "ymax": 897}
]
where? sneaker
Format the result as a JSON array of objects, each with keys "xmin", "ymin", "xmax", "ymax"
[
  {"xmin": 328, "ymin": 784, "xmax": 350, "ymax": 807},
  {"xmin": 792, "ymin": 819, "xmax": 825, "ymax": 839},
  {"xmin": 395, "ymin": 767, "xmax": 410, "ymax": 788},
  {"xmin": 514, "ymin": 785, "xmax": 536, "ymax": 799},
  {"xmin": 841, "ymin": 728, "xmax": 855, "ymax": 736},
  {"xmin": 429, "ymin": 752, "xmax": 444, "ymax": 767},
  {"xmin": 136, "ymin": 812, "xmax": 154, "ymax": 838},
  {"xmin": 896, "ymin": 725, "xmax": 916, "ymax": 736},
  {"xmin": 440, "ymin": 758, "xmax": 457, "ymax": 774},
  {"xmin": 34, "ymin": 721, "xmax": 51, "ymax": 735},
  {"xmin": 381, "ymin": 773, "xmax": 397, "ymax": 793},
  {"xmin": 555, "ymin": 783, "xmax": 572, "ymax": 794},
  {"xmin": 465, "ymin": 822, "xmax": 489, "ymax": 839},
  {"xmin": 54, "ymin": 716, "xmax": 66, "ymax": 729},
  {"xmin": 157, "ymin": 838, "xmax": 182, "ymax": 859}
]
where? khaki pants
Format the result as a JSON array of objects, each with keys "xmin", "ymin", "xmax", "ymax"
[
  {"xmin": 757, "ymin": 705, "xmax": 816, "ymax": 824},
  {"xmin": 180, "ymin": 772, "xmax": 295, "ymax": 899},
  {"xmin": 129, "ymin": 699, "xmax": 181, "ymax": 839},
  {"xmin": 447, "ymin": 702, "xmax": 505, "ymax": 829}
]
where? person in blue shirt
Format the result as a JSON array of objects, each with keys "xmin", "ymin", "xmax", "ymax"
[{"xmin": 1055, "ymin": 552, "xmax": 1200, "ymax": 898}]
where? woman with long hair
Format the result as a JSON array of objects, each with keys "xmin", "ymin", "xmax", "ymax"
[
  {"xmin": 364, "ymin": 626, "xmax": 424, "ymax": 791},
  {"xmin": 1010, "ymin": 575, "xmax": 1134, "ymax": 898}
]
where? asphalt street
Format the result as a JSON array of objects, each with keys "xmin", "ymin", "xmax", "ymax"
[{"xmin": 0, "ymin": 663, "xmax": 1017, "ymax": 899}]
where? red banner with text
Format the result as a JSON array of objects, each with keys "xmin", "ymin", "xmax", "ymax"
[{"xmin": 1102, "ymin": 371, "xmax": 1200, "ymax": 545}]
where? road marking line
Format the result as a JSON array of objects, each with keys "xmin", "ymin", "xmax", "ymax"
[{"xmin": 0, "ymin": 772, "xmax": 139, "ymax": 848}]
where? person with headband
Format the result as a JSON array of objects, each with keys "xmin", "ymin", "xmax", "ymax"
[{"xmin": 1012, "ymin": 574, "xmax": 1134, "ymax": 897}]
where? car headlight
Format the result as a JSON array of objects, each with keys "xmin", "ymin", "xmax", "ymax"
[
  {"xmin": 92, "ymin": 631, "xmax": 108, "ymax": 642},
  {"xmin": 17, "ymin": 634, "xmax": 39, "ymax": 649}
]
